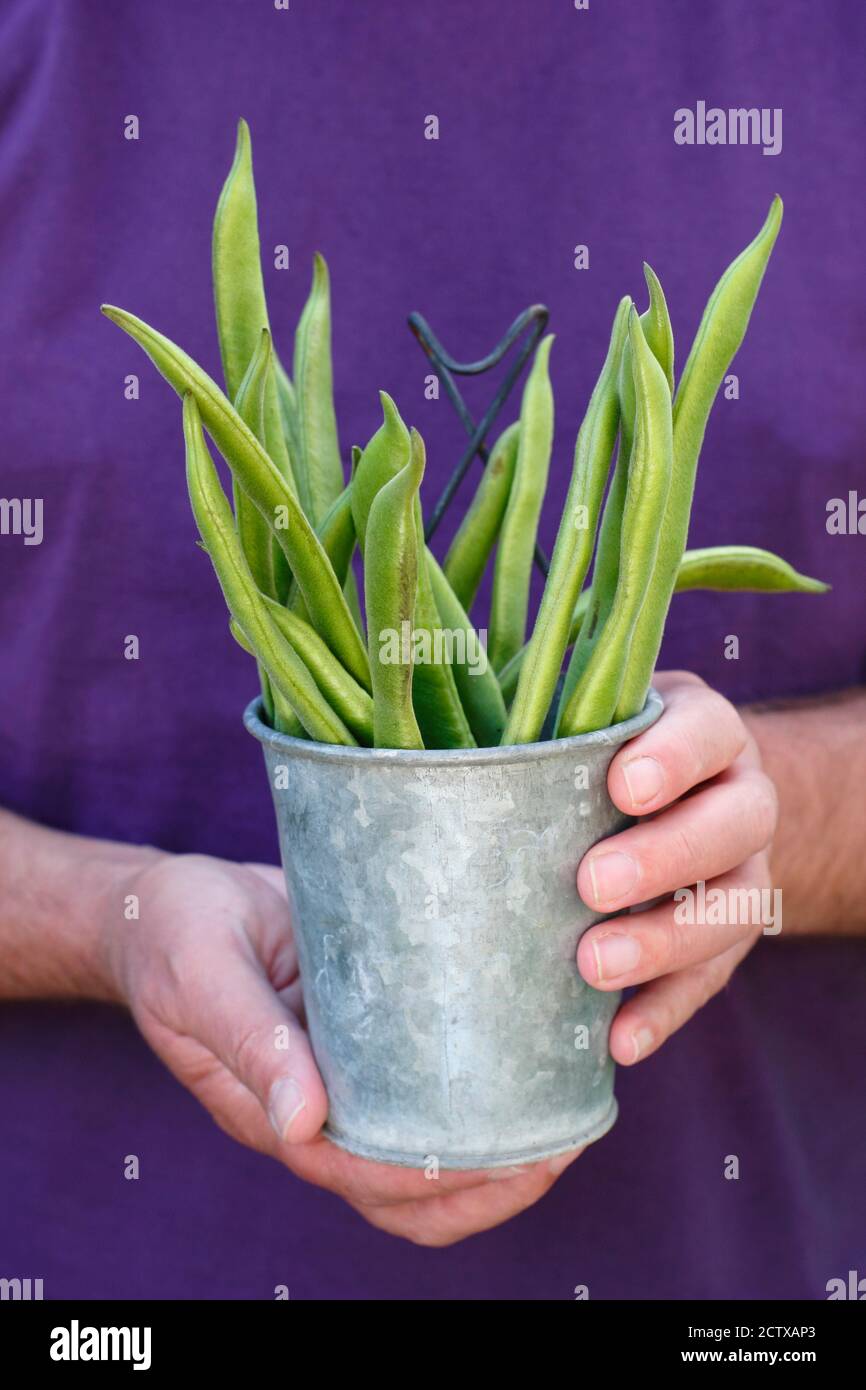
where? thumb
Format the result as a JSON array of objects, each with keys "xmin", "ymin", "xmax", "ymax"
[{"xmin": 181, "ymin": 944, "xmax": 329, "ymax": 1145}]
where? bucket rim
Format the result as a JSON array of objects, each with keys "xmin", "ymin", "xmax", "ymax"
[{"xmin": 244, "ymin": 687, "xmax": 663, "ymax": 768}]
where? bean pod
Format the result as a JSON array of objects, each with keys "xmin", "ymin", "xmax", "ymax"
[
  {"xmin": 364, "ymin": 434, "xmax": 425, "ymax": 749},
  {"xmin": 183, "ymin": 394, "xmax": 356, "ymax": 745},
  {"xmin": 102, "ymin": 304, "xmax": 370, "ymax": 691},
  {"xmin": 560, "ymin": 266, "xmax": 674, "ymax": 716},
  {"xmin": 558, "ymin": 310, "xmax": 673, "ymax": 735},
  {"xmin": 614, "ymin": 196, "xmax": 784, "ymax": 721},
  {"xmin": 504, "ymin": 305, "xmax": 630, "ymax": 744},
  {"xmin": 293, "ymin": 254, "xmax": 345, "ymax": 526},
  {"xmin": 442, "ymin": 421, "xmax": 519, "ymax": 612},
  {"xmin": 488, "ymin": 335, "xmax": 555, "ymax": 674}
]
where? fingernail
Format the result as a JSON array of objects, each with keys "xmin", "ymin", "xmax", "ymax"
[
  {"xmin": 548, "ymin": 1147, "xmax": 584, "ymax": 1176},
  {"xmin": 268, "ymin": 1077, "xmax": 306, "ymax": 1141},
  {"xmin": 588, "ymin": 851, "xmax": 638, "ymax": 905},
  {"xmin": 592, "ymin": 931, "xmax": 641, "ymax": 982},
  {"xmin": 621, "ymin": 755, "xmax": 664, "ymax": 806},
  {"xmin": 631, "ymin": 1026, "xmax": 655, "ymax": 1062}
]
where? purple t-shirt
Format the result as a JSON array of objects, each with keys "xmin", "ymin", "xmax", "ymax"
[{"xmin": 1, "ymin": 0, "xmax": 864, "ymax": 1298}]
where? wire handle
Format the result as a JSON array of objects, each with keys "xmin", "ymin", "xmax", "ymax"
[{"xmin": 408, "ymin": 304, "xmax": 551, "ymax": 575}]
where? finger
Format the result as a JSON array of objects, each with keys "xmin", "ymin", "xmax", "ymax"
[
  {"xmin": 352, "ymin": 1149, "xmax": 583, "ymax": 1246},
  {"xmin": 237, "ymin": 869, "xmax": 298, "ymax": 986},
  {"xmin": 282, "ymin": 1134, "xmax": 525, "ymax": 1207},
  {"xmin": 607, "ymin": 926, "xmax": 760, "ymax": 1065},
  {"xmin": 578, "ymin": 856, "xmax": 770, "ymax": 989},
  {"xmin": 578, "ymin": 767, "xmax": 778, "ymax": 913},
  {"xmin": 175, "ymin": 936, "xmax": 328, "ymax": 1144},
  {"xmin": 283, "ymin": 1133, "xmax": 583, "ymax": 1211},
  {"xmin": 608, "ymin": 672, "xmax": 747, "ymax": 815},
  {"xmin": 135, "ymin": 1012, "xmax": 286, "ymax": 1161}
]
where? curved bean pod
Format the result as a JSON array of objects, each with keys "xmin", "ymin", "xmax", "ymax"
[
  {"xmin": 232, "ymin": 328, "xmax": 277, "ymax": 717},
  {"xmin": 561, "ymin": 267, "xmax": 674, "ymax": 716},
  {"xmin": 229, "ymin": 620, "xmax": 305, "ymax": 737},
  {"xmin": 343, "ymin": 567, "xmax": 365, "ymax": 640},
  {"xmin": 504, "ymin": 304, "xmax": 630, "ymax": 745},
  {"xmin": 427, "ymin": 555, "xmax": 506, "ymax": 745},
  {"xmin": 499, "ymin": 543, "xmax": 827, "ymax": 704},
  {"xmin": 673, "ymin": 544, "xmax": 828, "ymax": 594},
  {"xmin": 488, "ymin": 336, "xmax": 555, "ymax": 674},
  {"xmin": 351, "ymin": 391, "xmax": 412, "ymax": 548},
  {"xmin": 261, "ymin": 598, "xmax": 374, "ymax": 744},
  {"xmin": 354, "ymin": 397, "xmax": 486, "ymax": 744},
  {"xmin": 290, "ymin": 481, "xmax": 357, "ymax": 616},
  {"xmin": 212, "ymin": 119, "xmax": 296, "ymax": 496},
  {"xmin": 442, "ymin": 421, "xmax": 519, "ymax": 611},
  {"xmin": 233, "ymin": 328, "xmax": 275, "ymax": 596},
  {"xmin": 410, "ymin": 435, "xmax": 476, "ymax": 749},
  {"xmin": 558, "ymin": 310, "xmax": 673, "ymax": 735},
  {"xmin": 273, "ymin": 357, "xmax": 303, "ymax": 481},
  {"xmin": 638, "ymin": 263, "xmax": 675, "ymax": 392},
  {"xmin": 615, "ymin": 196, "xmax": 784, "ymax": 721},
  {"xmin": 183, "ymin": 395, "xmax": 356, "ymax": 745},
  {"xmin": 101, "ymin": 305, "xmax": 371, "ymax": 691},
  {"xmin": 364, "ymin": 435, "xmax": 425, "ymax": 750},
  {"xmin": 293, "ymin": 254, "xmax": 345, "ymax": 525}
]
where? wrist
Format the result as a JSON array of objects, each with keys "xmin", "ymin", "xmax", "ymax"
[
  {"xmin": 740, "ymin": 689, "xmax": 866, "ymax": 937},
  {"xmin": 91, "ymin": 844, "xmax": 168, "ymax": 1003}
]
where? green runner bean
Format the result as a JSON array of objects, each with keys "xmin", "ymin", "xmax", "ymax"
[
  {"xmin": 558, "ymin": 310, "xmax": 673, "ymax": 735},
  {"xmin": 229, "ymin": 619, "xmax": 304, "ymax": 737},
  {"xmin": 102, "ymin": 304, "xmax": 371, "ymax": 691},
  {"xmin": 614, "ymin": 196, "xmax": 784, "ymax": 720},
  {"xmin": 504, "ymin": 305, "xmax": 631, "ymax": 744},
  {"xmin": 293, "ymin": 254, "xmax": 345, "ymax": 525},
  {"xmin": 427, "ymin": 556, "xmax": 507, "ymax": 745},
  {"xmin": 261, "ymin": 598, "xmax": 374, "ymax": 743},
  {"xmin": 488, "ymin": 336, "xmax": 554, "ymax": 673},
  {"xmin": 499, "ymin": 543, "xmax": 827, "ymax": 704},
  {"xmin": 364, "ymin": 435, "xmax": 425, "ymax": 749},
  {"xmin": 560, "ymin": 266, "xmax": 674, "ymax": 717},
  {"xmin": 212, "ymin": 119, "xmax": 296, "ymax": 496},
  {"xmin": 442, "ymin": 421, "xmax": 519, "ymax": 611},
  {"xmin": 183, "ymin": 395, "xmax": 356, "ymax": 745}
]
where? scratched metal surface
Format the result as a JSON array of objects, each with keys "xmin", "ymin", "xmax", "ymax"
[{"xmin": 245, "ymin": 691, "xmax": 663, "ymax": 1168}]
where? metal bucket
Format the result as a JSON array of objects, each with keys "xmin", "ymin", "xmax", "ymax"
[{"xmin": 245, "ymin": 689, "xmax": 663, "ymax": 1169}]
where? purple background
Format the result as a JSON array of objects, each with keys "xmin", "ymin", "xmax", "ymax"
[{"xmin": 0, "ymin": 0, "xmax": 864, "ymax": 1298}]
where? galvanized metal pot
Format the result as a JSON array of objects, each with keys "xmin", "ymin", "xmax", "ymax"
[{"xmin": 245, "ymin": 689, "xmax": 663, "ymax": 1169}]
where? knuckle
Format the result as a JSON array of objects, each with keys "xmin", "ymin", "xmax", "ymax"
[
  {"xmin": 665, "ymin": 910, "xmax": 701, "ymax": 968},
  {"xmin": 668, "ymin": 821, "xmax": 703, "ymax": 880},
  {"xmin": 665, "ymin": 669, "xmax": 707, "ymax": 691},
  {"xmin": 706, "ymin": 688, "xmax": 745, "ymax": 746},
  {"xmin": 676, "ymin": 721, "xmax": 708, "ymax": 784}
]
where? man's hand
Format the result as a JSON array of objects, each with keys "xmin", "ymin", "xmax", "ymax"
[
  {"xmin": 105, "ymin": 853, "xmax": 581, "ymax": 1247},
  {"xmin": 576, "ymin": 670, "xmax": 779, "ymax": 1065}
]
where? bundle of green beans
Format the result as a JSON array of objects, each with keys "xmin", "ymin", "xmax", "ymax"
[{"xmin": 103, "ymin": 121, "xmax": 827, "ymax": 750}]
